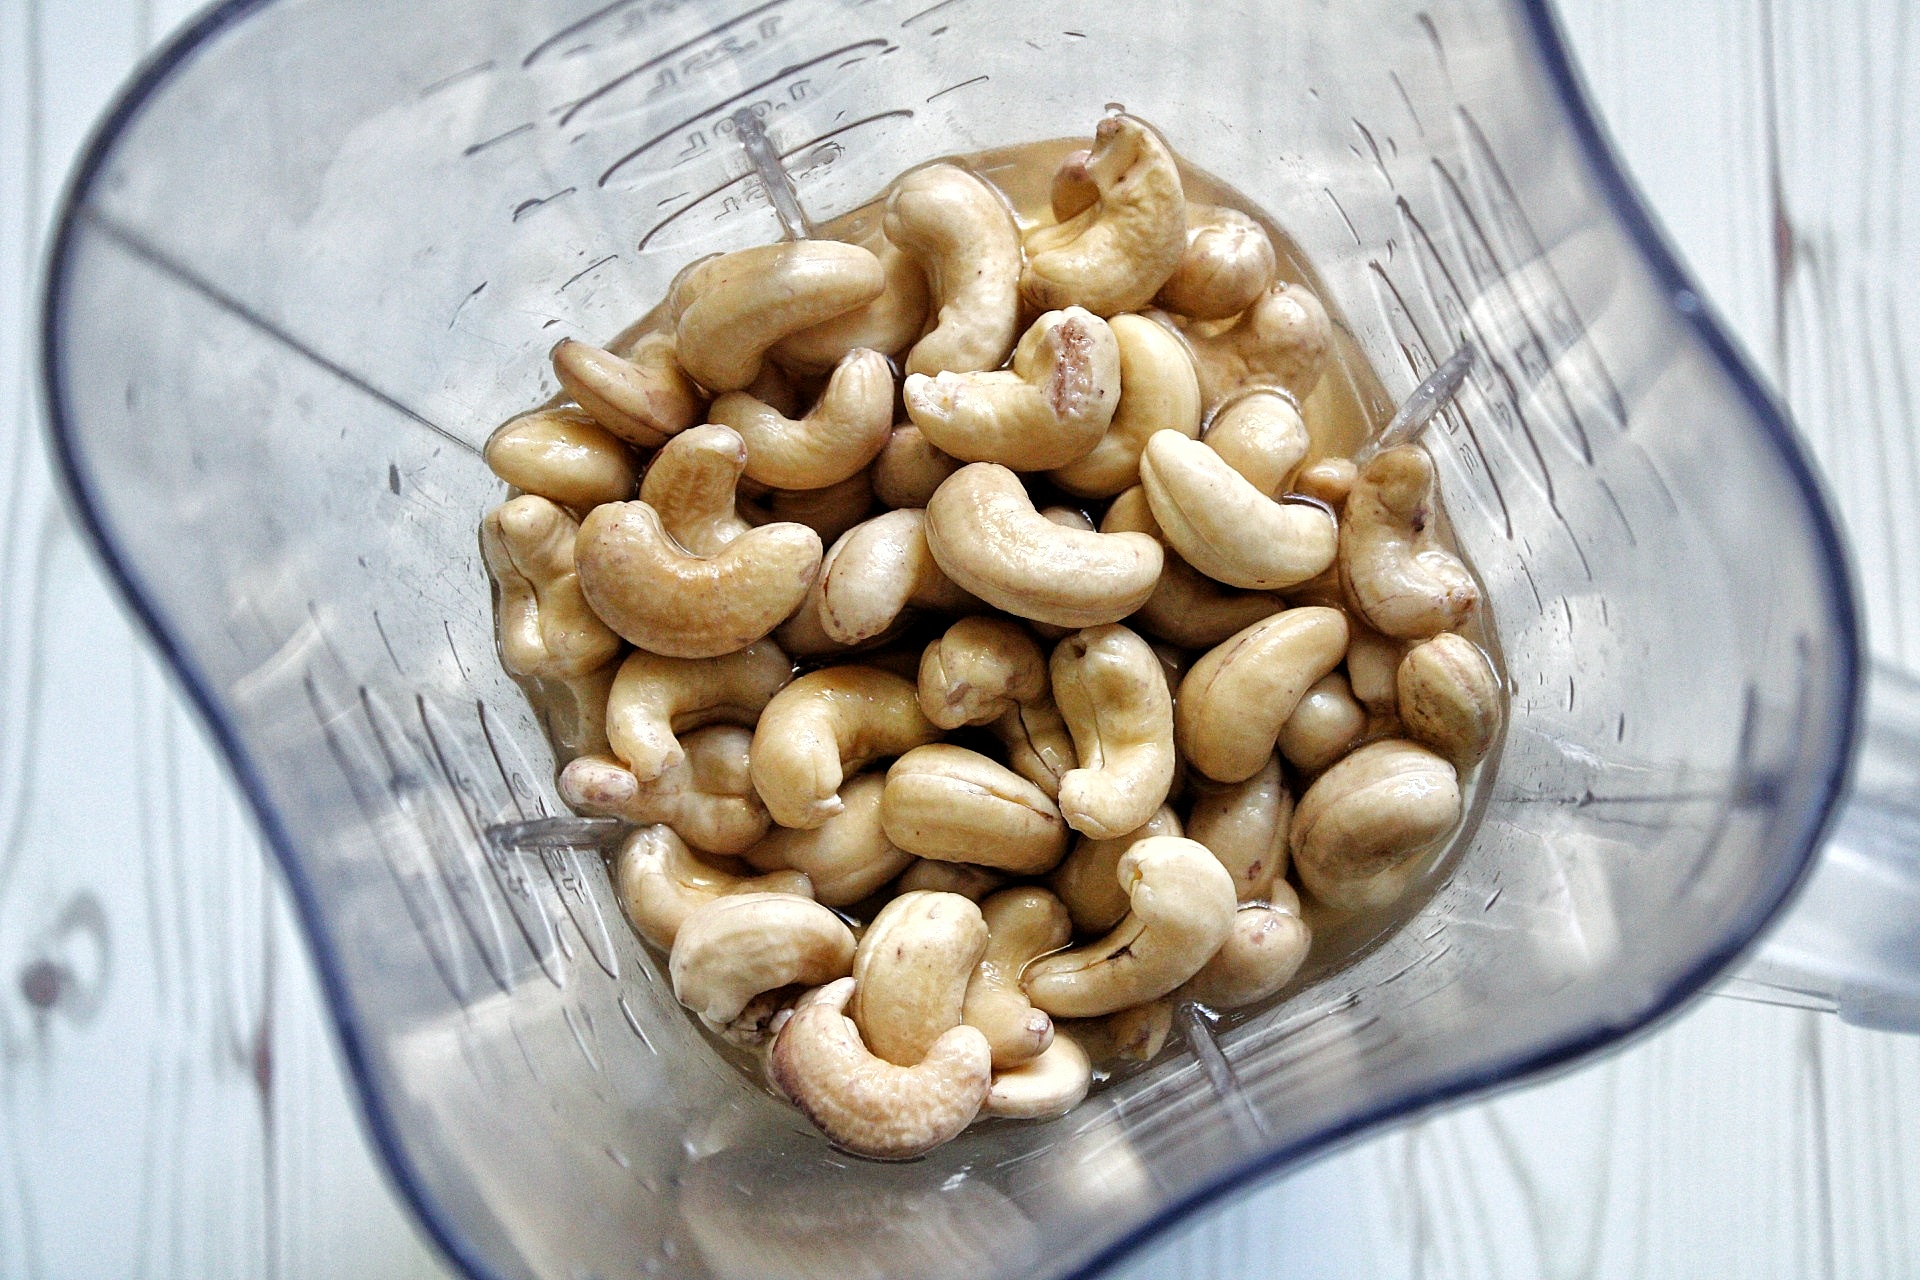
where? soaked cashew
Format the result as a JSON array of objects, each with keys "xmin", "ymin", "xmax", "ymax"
[
  {"xmin": 536, "ymin": 662, "xmax": 618, "ymax": 762},
  {"xmin": 1397, "ymin": 632, "xmax": 1502, "ymax": 766},
  {"xmin": 814, "ymin": 509, "xmax": 979, "ymax": 646},
  {"xmin": 1104, "ymin": 998, "xmax": 1174, "ymax": 1062},
  {"xmin": 1177, "ymin": 891, "xmax": 1311, "ymax": 1009},
  {"xmin": 1276, "ymin": 671, "xmax": 1368, "ymax": 773},
  {"xmin": 749, "ymin": 665, "xmax": 941, "ymax": 829},
  {"xmin": 1021, "ymin": 114, "xmax": 1187, "ymax": 316},
  {"xmin": 1183, "ymin": 281, "xmax": 1332, "ymax": 408},
  {"xmin": 763, "ymin": 469, "xmax": 875, "ymax": 548},
  {"xmin": 963, "ymin": 888, "xmax": 1070, "ymax": 1068},
  {"xmin": 886, "ymin": 163, "xmax": 1024, "ymax": 376},
  {"xmin": 1049, "ymin": 148, "xmax": 1097, "ymax": 221},
  {"xmin": 872, "ymin": 424, "xmax": 961, "ymax": 510},
  {"xmin": 575, "ymin": 499, "xmax": 820, "ymax": 659},
  {"xmin": 1048, "ymin": 313, "xmax": 1203, "ymax": 498},
  {"xmin": 1050, "ymin": 805, "xmax": 1182, "ymax": 935},
  {"xmin": 669, "ymin": 892, "xmax": 856, "ymax": 1033},
  {"xmin": 1338, "ymin": 446, "xmax": 1479, "ymax": 639},
  {"xmin": 1295, "ymin": 456, "xmax": 1358, "ymax": 508},
  {"xmin": 481, "ymin": 496, "xmax": 622, "ymax": 681},
  {"xmin": 1023, "ymin": 837, "xmax": 1237, "ymax": 1018},
  {"xmin": 1291, "ymin": 739, "xmax": 1460, "ymax": 911},
  {"xmin": 984, "ymin": 1031, "xmax": 1092, "ymax": 1120},
  {"xmin": 561, "ymin": 724, "xmax": 770, "ymax": 855},
  {"xmin": 743, "ymin": 773, "xmax": 914, "ymax": 907},
  {"xmin": 769, "ymin": 977, "xmax": 991, "ymax": 1160},
  {"xmin": 1201, "ymin": 390, "xmax": 1310, "ymax": 497},
  {"xmin": 987, "ymin": 697, "xmax": 1078, "ymax": 800},
  {"xmin": 637, "ymin": 423, "xmax": 754, "ymax": 556},
  {"xmin": 881, "ymin": 745, "xmax": 1071, "ymax": 875},
  {"xmin": 772, "ymin": 239, "xmax": 930, "ymax": 374},
  {"xmin": 485, "ymin": 407, "xmax": 637, "ymax": 511},
  {"xmin": 670, "ymin": 241, "xmax": 886, "ymax": 392},
  {"xmin": 604, "ymin": 640, "xmax": 792, "ymax": 783},
  {"xmin": 1155, "ymin": 204, "xmax": 1278, "ymax": 321},
  {"xmin": 896, "ymin": 860, "xmax": 1005, "ymax": 902},
  {"xmin": 1051, "ymin": 625, "xmax": 1176, "ymax": 839},
  {"xmin": 850, "ymin": 890, "xmax": 990, "ymax": 1066},
  {"xmin": 925, "ymin": 463, "xmax": 1162, "ymax": 628},
  {"xmin": 1344, "ymin": 627, "xmax": 1405, "ymax": 718},
  {"xmin": 1176, "ymin": 607, "xmax": 1351, "ymax": 782},
  {"xmin": 1185, "ymin": 754, "xmax": 1291, "ymax": 902},
  {"xmin": 709, "ymin": 348, "xmax": 894, "ymax": 490},
  {"xmin": 610, "ymin": 824, "xmax": 809, "ymax": 949},
  {"xmin": 1138, "ymin": 430, "xmax": 1337, "ymax": 590},
  {"xmin": 1099, "ymin": 486, "xmax": 1286, "ymax": 648},
  {"xmin": 917, "ymin": 616, "xmax": 1048, "ymax": 729},
  {"xmin": 550, "ymin": 332, "xmax": 705, "ymax": 448},
  {"xmin": 904, "ymin": 308, "xmax": 1120, "ymax": 470}
]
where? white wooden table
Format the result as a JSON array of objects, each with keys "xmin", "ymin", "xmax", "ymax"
[{"xmin": 3, "ymin": 2, "xmax": 1916, "ymax": 1276}]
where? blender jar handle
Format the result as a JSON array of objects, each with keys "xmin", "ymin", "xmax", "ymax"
[{"xmin": 1730, "ymin": 662, "xmax": 1920, "ymax": 1031}]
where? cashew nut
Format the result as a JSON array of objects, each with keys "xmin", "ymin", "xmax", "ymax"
[
  {"xmin": 1185, "ymin": 753, "xmax": 1291, "ymax": 902},
  {"xmin": 1176, "ymin": 606, "xmax": 1351, "ymax": 782},
  {"xmin": 550, "ymin": 332, "xmax": 705, "ymax": 448},
  {"xmin": 885, "ymin": 163, "xmax": 1023, "ymax": 376},
  {"xmin": 604, "ymin": 640, "xmax": 792, "ymax": 782},
  {"xmin": 709, "ymin": 348, "xmax": 894, "ymax": 490},
  {"xmin": 481, "ymin": 496, "xmax": 622, "ymax": 680},
  {"xmin": 1338, "ymin": 446, "xmax": 1479, "ymax": 639},
  {"xmin": 850, "ymin": 890, "xmax": 990, "ymax": 1066},
  {"xmin": 1048, "ymin": 313, "xmax": 1203, "ymax": 498},
  {"xmin": 1397, "ymin": 632, "xmax": 1502, "ymax": 766},
  {"xmin": 916, "ymin": 616, "xmax": 1048, "ymax": 729},
  {"xmin": 1050, "ymin": 804, "xmax": 1182, "ymax": 935},
  {"xmin": 742, "ymin": 773, "xmax": 914, "ymax": 907},
  {"xmin": 574, "ymin": 499, "xmax": 821, "ymax": 659},
  {"xmin": 896, "ymin": 859, "xmax": 1005, "ymax": 902},
  {"xmin": 872, "ymin": 424, "xmax": 961, "ymax": 510},
  {"xmin": 670, "ymin": 241, "xmax": 886, "ymax": 392},
  {"xmin": 485, "ymin": 407, "xmax": 637, "ymax": 511},
  {"xmin": 924, "ymin": 463, "xmax": 1162, "ymax": 628},
  {"xmin": 1021, "ymin": 114, "xmax": 1186, "ymax": 317},
  {"xmin": 749, "ymin": 665, "xmax": 941, "ymax": 828},
  {"xmin": 535, "ymin": 661, "xmax": 618, "ymax": 762},
  {"xmin": 1183, "ymin": 281, "xmax": 1332, "ymax": 408},
  {"xmin": 610, "ymin": 824, "xmax": 809, "ymax": 949},
  {"xmin": 881, "ymin": 744, "xmax": 1071, "ymax": 874},
  {"xmin": 1177, "ymin": 893, "xmax": 1312, "ymax": 1009},
  {"xmin": 1098, "ymin": 485, "xmax": 1286, "ymax": 648},
  {"xmin": 1049, "ymin": 148, "xmax": 1097, "ymax": 221},
  {"xmin": 1103, "ymin": 998, "xmax": 1174, "ymax": 1062},
  {"xmin": 1202, "ymin": 390, "xmax": 1310, "ymax": 497},
  {"xmin": 761, "ymin": 468, "xmax": 875, "ymax": 549},
  {"xmin": 562, "ymin": 724, "xmax": 771, "ymax": 855},
  {"xmin": 769, "ymin": 977, "xmax": 991, "ymax": 1160},
  {"xmin": 637, "ymin": 423, "xmax": 754, "ymax": 556},
  {"xmin": 1138, "ymin": 430, "xmax": 1337, "ymax": 590},
  {"xmin": 985, "ymin": 697, "xmax": 1077, "ymax": 802},
  {"xmin": 771, "ymin": 238, "xmax": 930, "ymax": 374},
  {"xmin": 813, "ymin": 508, "xmax": 978, "ymax": 646},
  {"xmin": 904, "ymin": 308, "xmax": 1120, "ymax": 470},
  {"xmin": 1022, "ymin": 836, "xmax": 1237, "ymax": 1018},
  {"xmin": 1291, "ymin": 739, "xmax": 1460, "ymax": 911},
  {"xmin": 1276, "ymin": 671, "xmax": 1368, "ymax": 773},
  {"xmin": 1155, "ymin": 204, "xmax": 1278, "ymax": 321},
  {"xmin": 962, "ymin": 887, "xmax": 1070, "ymax": 1068},
  {"xmin": 669, "ymin": 892, "xmax": 856, "ymax": 1032},
  {"xmin": 1294, "ymin": 456, "xmax": 1358, "ymax": 508},
  {"xmin": 1344, "ymin": 626, "xmax": 1405, "ymax": 717},
  {"xmin": 984, "ymin": 1030, "xmax": 1091, "ymax": 1120},
  {"xmin": 1051, "ymin": 625, "xmax": 1176, "ymax": 839}
]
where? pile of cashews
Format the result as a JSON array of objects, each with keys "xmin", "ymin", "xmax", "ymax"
[{"xmin": 479, "ymin": 112, "xmax": 1507, "ymax": 1161}]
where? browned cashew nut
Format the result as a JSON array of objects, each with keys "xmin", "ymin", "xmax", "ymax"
[
  {"xmin": 917, "ymin": 615, "xmax": 1048, "ymax": 729},
  {"xmin": 769, "ymin": 978, "xmax": 991, "ymax": 1161},
  {"xmin": 850, "ymin": 891, "xmax": 990, "ymax": 1066},
  {"xmin": 963, "ymin": 887, "xmax": 1071, "ymax": 1068},
  {"xmin": 481, "ymin": 496, "xmax": 622, "ymax": 681},
  {"xmin": 1396, "ymin": 632, "xmax": 1502, "ymax": 765},
  {"xmin": 709, "ymin": 348, "xmax": 894, "ymax": 490},
  {"xmin": 574, "ymin": 500, "xmax": 821, "ymax": 659},
  {"xmin": 872, "ymin": 424, "xmax": 962, "ymax": 510},
  {"xmin": 610, "ymin": 824, "xmax": 809, "ymax": 949},
  {"xmin": 1021, "ymin": 114, "xmax": 1187, "ymax": 317},
  {"xmin": 881, "ymin": 745, "xmax": 1072, "ymax": 875},
  {"xmin": 561, "ymin": 724, "xmax": 771, "ymax": 855},
  {"xmin": 551, "ymin": 332, "xmax": 705, "ymax": 448},
  {"xmin": 772, "ymin": 237, "xmax": 931, "ymax": 374},
  {"xmin": 1185, "ymin": 754, "xmax": 1292, "ymax": 902},
  {"xmin": 1177, "ymin": 890, "xmax": 1312, "ymax": 1009},
  {"xmin": 1050, "ymin": 805, "xmax": 1182, "ymax": 936},
  {"xmin": 1155, "ymin": 204, "xmax": 1278, "ymax": 321},
  {"xmin": 1183, "ymin": 281, "xmax": 1332, "ymax": 408},
  {"xmin": 670, "ymin": 892, "xmax": 856, "ymax": 1033},
  {"xmin": 1049, "ymin": 313, "xmax": 1203, "ymax": 498},
  {"xmin": 1291, "ymin": 739, "xmax": 1461, "ymax": 911},
  {"xmin": 1098, "ymin": 486, "xmax": 1286, "ymax": 649},
  {"xmin": 670, "ymin": 241, "xmax": 886, "ymax": 392},
  {"xmin": 885, "ymin": 163, "xmax": 1024, "ymax": 376},
  {"xmin": 743, "ymin": 773, "xmax": 914, "ymax": 907},
  {"xmin": 1176, "ymin": 607, "xmax": 1351, "ymax": 783},
  {"xmin": 1138, "ymin": 430, "xmax": 1338, "ymax": 590},
  {"xmin": 1338, "ymin": 446, "xmax": 1480, "ymax": 639},
  {"xmin": 813, "ymin": 509, "xmax": 979, "ymax": 646},
  {"xmin": 604, "ymin": 640, "xmax": 792, "ymax": 782},
  {"xmin": 1051, "ymin": 625, "xmax": 1176, "ymax": 839},
  {"xmin": 1276, "ymin": 672, "xmax": 1368, "ymax": 773},
  {"xmin": 637, "ymin": 423, "xmax": 754, "ymax": 556},
  {"xmin": 485, "ymin": 407, "xmax": 637, "ymax": 511},
  {"xmin": 750, "ymin": 666, "xmax": 942, "ymax": 829}
]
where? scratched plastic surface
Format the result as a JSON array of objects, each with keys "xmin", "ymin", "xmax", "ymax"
[{"xmin": 41, "ymin": 1, "xmax": 1860, "ymax": 1278}]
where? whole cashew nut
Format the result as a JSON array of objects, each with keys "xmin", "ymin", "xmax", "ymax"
[
  {"xmin": 1049, "ymin": 313, "xmax": 1203, "ymax": 498},
  {"xmin": 850, "ymin": 890, "xmax": 990, "ymax": 1066},
  {"xmin": 485, "ymin": 407, "xmax": 637, "ymax": 511},
  {"xmin": 1344, "ymin": 626, "xmax": 1406, "ymax": 718},
  {"xmin": 562, "ymin": 724, "xmax": 771, "ymax": 855},
  {"xmin": 1022, "ymin": 836, "xmax": 1237, "ymax": 1018},
  {"xmin": 669, "ymin": 892, "xmax": 856, "ymax": 1033},
  {"xmin": 1051, "ymin": 625, "xmax": 1176, "ymax": 839},
  {"xmin": 1176, "ymin": 607, "xmax": 1351, "ymax": 783},
  {"xmin": 1397, "ymin": 632, "xmax": 1502, "ymax": 766},
  {"xmin": 670, "ymin": 241, "xmax": 886, "ymax": 392},
  {"xmin": 749, "ymin": 665, "xmax": 941, "ymax": 829},
  {"xmin": 885, "ymin": 163, "xmax": 1024, "ymax": 376},
  {"xmin": 1050, "ymin": 804, "xmax": 1182, "ymax": 935},
  {"xmin": 896, "ymin": 859, "xmax": 1005, "ymax": 902},
  {"xmin": 984, "ymin": 1031, "xmax": 1091, "ymax": 1120},
  {"xmin": 1185, "ymin": 753, "xmax": 1292, "ymax": 902},
  {"xmin": 1099, "ymin": 486, "xmax": 1286, "ymax": 649},
  {"xmin": 881, "ymin": 745, "xmax": 1071, "ymax": 874},
  {"xmin": 1155, "ymin": 204, "xmax": 1278, "ymax": 321},
  {"xmin": 574, "ymin": 500, "xmax": 821, "ymax": 658},
  {"xmin": 762, "ymin": 469, "xmax": 875, "ymax": 548},
  {"xmin": 1201, "ymin": 390, "xmax": 1310, "ymax": 497},
  {"xmin": 916, "ymin": 615, "xmax": 1048, "ymax": 729},
  {"xmin": 604, "ymin": 640, "xmax": 792, "ymax": 782},
  {"xmin": 1294, "ymin": 456, "xmax": 1358, "ymax": 508},
  {"xmin": 1104, "ymin": 998, "xmax": 1174, "ymax": 1062},
  {"xmin": 986, "ymin": 697, "xmax": 1078, "ymax": 800},
  {"xmin": 903, "ymin": 308, "xmax": 1121, "ymax": 470},
  {"xmin": 1049, "ymin": 148, "xmax": 1097, "ymax": 221},
  {"xmin": 743, "ymin": 773, "xmax": 914, "ymax": 907},
  {"xmin": 481, "ymin": 496, "xmax": 623, "ymax": 680},
  {"xmin": 637, "ymin": 423, "xmax": 755, "ymax": 556},
  {"xmin": 1177, "ymin": 893, "xmax": 1312, "ymax": 1009},
  {"xmin": 1021, "ymin": 114, "xmax": 1187, "ymax": 317},
  {"xmin": 924, "ymin": 463, "xmax": 1162, "ymax": 628},
  {"xmin": 872, "ymin": 424, "xmax": 961, "ymax": 510},
  {"xmin": 813, "ymin": 508, "xmax": 979, "ymax": 646},
  {"xmin": 963, "ymin": 887, "xmax": 1070, "ymax": 1068},
  {"xmin": 610, "ymin": 824, "xmax": 809, "ymax": 949},
  {"xmin": 1276, "ymin": 671, "xmax": 1368, "ymax": 773},
  {"xmin": 1291, "ymin": 739, "xmax": 1461, "ymax": 911},
  {"xmin": 536, "ymin": 661, "xmax": 618, "ymax": 762},
  {"xmin": 1138, "ymin": 430, "xmax": 1338, "ymax": 590},
  {"xmin": 1338, "ymin": 446, "xmax": 1480, "ymax": 639},
  {"xmin": 551, "ymin": 332, "xmax": 705, "ymax": 448},
  {"xmin": 769, "ymin": 977, "xmax": 991, "ymax": 1160},
  {"xmin": 1183, "ymin": 281, "xmax": 1332, "ymax": 408},
  {"xmin": 709, "ymin": 348, "xmax": 894, "ymax": 490},
  {"xmin": 772, "ymin": 238, "xmax": 931, "ymax": 374}
]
